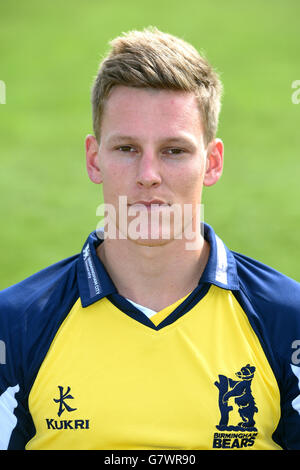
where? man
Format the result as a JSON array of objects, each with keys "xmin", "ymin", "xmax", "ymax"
[{"xmin": 1, "ymin": 27, "xmax": 300, "ymax": 450}]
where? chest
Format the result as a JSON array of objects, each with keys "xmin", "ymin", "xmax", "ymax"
[{"xmin": 26, "ymin": 292, "xmax": 282, "ymax": 450}]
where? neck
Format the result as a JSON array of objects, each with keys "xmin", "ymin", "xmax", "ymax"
[{"xmin": 97, "ymin": 234, "xmax": 210, "ymax": 312}]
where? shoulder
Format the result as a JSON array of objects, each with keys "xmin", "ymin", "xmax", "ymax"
[
  {"xmin": 232, "ymin": 250, "xmax": 300, "ymax": 316},
  {"xmin": 0, "ymin": 254, "xmax": 80, "ymax": 316},
  {"xmin": 0, "ymin": 254, "xmax": 81, "ymax": 388},
  {"xmin": 231, "ymin": 252, "xmax": 300, "ymax": 449},
  {"xmin": 0, "ymin": 253, "xmax": 81, "ymax": 349},
  {"xmin": 232, "ymin": 251, "xmax": 300, "ymax": 377},
  {"xmin": 0, "ymin": 254, "xmax": 80, "ymax": 449}
]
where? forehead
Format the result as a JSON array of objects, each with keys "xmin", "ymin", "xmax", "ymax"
[{"xmin": 100, "ymin": 86, "xmax": 203, "ymax": 141}]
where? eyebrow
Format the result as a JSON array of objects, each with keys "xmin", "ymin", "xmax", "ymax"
[
  {"xmin": 106, "ymin": 134, "xmax": 198, "ymax": 149},
  {"xmin": 106, "ymin": 135, "xmax": 137, "ymax": 145}
]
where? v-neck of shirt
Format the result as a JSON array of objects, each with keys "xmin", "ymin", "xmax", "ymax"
[{"xmin": 126, "ymin": 293, "xmax": 191, "ymax": 327}]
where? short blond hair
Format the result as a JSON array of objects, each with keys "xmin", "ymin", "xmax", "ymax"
[{"xmin": 91, "ymin": 27, "xmax": 223, "ymax": 145}]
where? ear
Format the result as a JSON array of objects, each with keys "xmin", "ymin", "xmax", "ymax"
[
  {"xmin": 85, "ymin": 134, "xmax": 103, "ymax": 184},
  {"xmin": 203, "ymin": 138, "xmax": 224, "ymax": 187}
]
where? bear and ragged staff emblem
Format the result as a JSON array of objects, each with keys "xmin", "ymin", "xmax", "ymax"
[{"xmin": 214, "ymin": 364, "xmax": 258, "ymax": 431}]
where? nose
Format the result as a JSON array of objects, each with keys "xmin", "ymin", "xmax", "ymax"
[{"xmin": 136, "ymin": 150, "xmax": 162, "ymax": 188}]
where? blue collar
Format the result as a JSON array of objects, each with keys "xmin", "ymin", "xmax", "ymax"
[{"xmin": 77, "ymin": 223, "xmax": 240, "ymax": 308}]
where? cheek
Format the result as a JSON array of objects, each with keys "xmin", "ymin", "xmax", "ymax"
[
  {"xmin": 101, "ymin": 162, "xmax": 131, "ymax": 202},
  {"xmin": 171, "ymin": 164, "xmax": 204, "ymax": 199},
  {"xmin": 101, "ymin": 158, "xmax": 128, "ymax": 186}
]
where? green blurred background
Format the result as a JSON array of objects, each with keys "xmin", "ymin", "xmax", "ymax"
[{"xmin": 0, "ymin": 0, "xmax": 299, "ymax": 288}]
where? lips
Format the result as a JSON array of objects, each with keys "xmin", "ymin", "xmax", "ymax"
[
  {"xmin": 130, "ymin": 200, "xmax": 169, "ymax": 207},
  {"xmin": 128, "ymin": 200, "xmax": 170, "ymax": 211}
]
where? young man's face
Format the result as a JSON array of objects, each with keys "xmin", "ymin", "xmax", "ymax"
[{"xmin": 86, "ymin": 85, "xmax": 223, "ymax": 246}]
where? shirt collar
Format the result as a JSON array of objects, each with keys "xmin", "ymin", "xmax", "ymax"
[
  {"xmin": 77, "ymin": 223, "xmax": 240, "ymax": 307},
  {"xmin": 201, "ymin": 224, "xmax": 240, "ymax": 291},
  {"xmin": 77, "ymin": 231, "xmax": 117, "ymax": 307}
]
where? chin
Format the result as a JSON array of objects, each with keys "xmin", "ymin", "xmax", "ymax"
[{"xmin": 128, "ymin": 235, "xmax": 174, "ymax": 248}]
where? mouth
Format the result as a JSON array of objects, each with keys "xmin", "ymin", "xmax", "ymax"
[{"xmin": 129, "ymin": 200, "xmax": 170, "ymax": 209}]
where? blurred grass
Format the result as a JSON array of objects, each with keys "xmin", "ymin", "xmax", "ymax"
[{"xmin": 0, "ymin": 0, "xmax": 299, "ymax": 288}]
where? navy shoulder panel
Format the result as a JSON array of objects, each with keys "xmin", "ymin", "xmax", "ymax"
[
  {"xmin": 0, "ymin": 254, "xmax": 81, "ymax": 390},
  {"xmin": 0, "ymin": 254, "xmax": 81, "ymax": 449},
  {"xmin": 233, "ymin": 251, "xmax": 300, "ymax": 368},
  {"xmin": 232, "ymin": 251, "xmax": 300, "ymax": 449}
]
